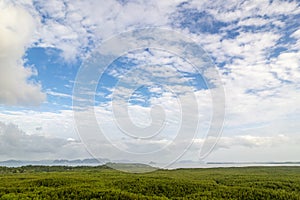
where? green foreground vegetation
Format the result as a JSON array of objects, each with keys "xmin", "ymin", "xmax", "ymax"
[{"xmin": 0, "ymin": 165, "xmax": 299, "ymax": 199}]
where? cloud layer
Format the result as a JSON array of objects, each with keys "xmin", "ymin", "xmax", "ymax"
[
  {"xmin": 0, "ymin": 0, "xmax": 299, "ymax": 162},
  {"xmin": 0, "ymin": 121, "xmax": 88, "ymax": 160}
]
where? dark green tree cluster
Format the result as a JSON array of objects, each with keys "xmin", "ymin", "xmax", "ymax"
[{"xmin": 0, "ymin": 166, "xmax": 299, "ymax": 199}]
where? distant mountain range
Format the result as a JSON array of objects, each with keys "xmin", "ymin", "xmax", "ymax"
[{"xmin": 0, "ymin": 158, "xmax": 109, "ymax": 167}]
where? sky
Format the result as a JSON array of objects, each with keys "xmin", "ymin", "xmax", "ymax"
[{"xmin": 0, "ymin": 0, "xmax": 299, "ymax": 165}]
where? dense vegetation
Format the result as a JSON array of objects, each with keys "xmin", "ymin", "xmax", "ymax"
[{"xmin": 0, "ymin": 165, "xmax": 299, "ymax": 199}]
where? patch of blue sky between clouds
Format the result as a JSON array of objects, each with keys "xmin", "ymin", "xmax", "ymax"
[
  {"xmin": 24, "ymin": 47, "xmax": 79, "ymax": 111},
  {"xmin": 172, "ymin": 8, "xmax": 229, "ymax": 35},
  {"xmin": 267, "ymin": 14, "xmax": 300, "ymax": 59},
  {"xmin": 94, "ymin": 48, "xmax": 209, "ymax": 108}
]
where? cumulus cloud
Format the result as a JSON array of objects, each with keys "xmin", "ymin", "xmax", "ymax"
[
  {"xmin": 0, "ymin": 1, "xmax": 45, "ymax": 105},
  {"xmin": 0, "ymin": 121, "xmax": 88, "ymax": 160},
  {"xmin": 0, "ymin": 109, "xmax": 75, "ymax": 138},
  {"xmin": 14, "ymin": 0, "xmax": 174, "ymax": 61},
  {"xmin": 211, "ymin": 134, "xmax": 290, "ymax": 149}
]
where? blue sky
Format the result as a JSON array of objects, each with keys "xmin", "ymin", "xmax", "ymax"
[{"xmin": 0, "ymin": 0, "xmax": 300, "ymax": 165}]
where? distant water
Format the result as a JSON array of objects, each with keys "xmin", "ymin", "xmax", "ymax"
[{"xmin": 167, "ymin": 163, "xmax": 300, "ymax": 169}]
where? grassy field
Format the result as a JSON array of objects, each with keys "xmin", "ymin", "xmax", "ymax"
[{"xmin": 0, "ymin": 165, "xmax": 299, "ymax": 199}]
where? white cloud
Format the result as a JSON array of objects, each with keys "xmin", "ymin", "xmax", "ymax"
[
  {"xmin": 216, "ymin": 134, "xmax": 290, "ymax": 149},
  {"xmin": 292, "ymin": 29, "xmax": 300, "ymax": 39},
  {"xmin": 0, "ymin": 110, "xmax": 75, "ymax": 138},
  {"xmin": 174, "ymin": 1, "xmax": 300, "ymax": 133},
  {"xmin": 46, "ymin": 90, "xmax": 72, "ymax": 98},
  {"xmin": 193, "ymin": 0, "xmax": 300, "ymax": 23},
  {"xmin": 237, "ymin": 17, "xmax": 270, "ymax": 27},
  {"xmin": 190, "ymin": 133, "xmax": 292, "ymax": 154},
  {"xmin": 270, "ymin": 51, "xmax": 300, "ymax": 81},
  {"xmin": 0, "ymin": 121, "xmax": 89, "ymax": 160},
  {"xmin": 0, "ymin": 1, "xmax": 45, "ymax": 105},
  {"xmin": 13, "ymin": 0, "xmax": 176, "ymax": 61},
  {"xmin": 201, "ymin": 129, "xmax": 300, "ymax": 162}
]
